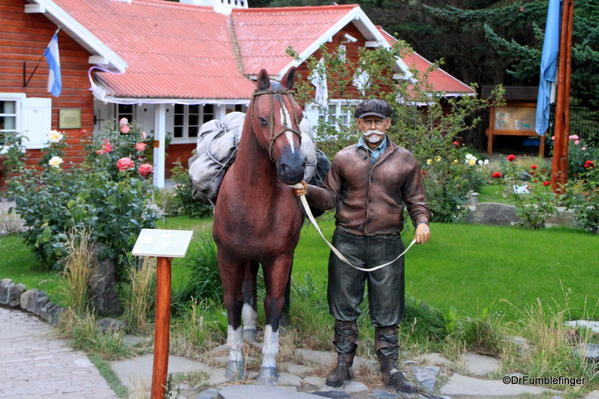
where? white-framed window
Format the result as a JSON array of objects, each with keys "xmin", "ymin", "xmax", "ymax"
[
  {"xmin": 115, "ymin": 104, "xmax": 135, "ymax": 124},
  {"xmin": 172, "ymin": 104, "xmax": 219, "ymax": 143},
  {"xmin": 0, "ymin": 99, "xmax": 18, "ymax": 147},
  {"xmin": 1, "ymin": 93, "xmax": 51, "ymax": 151},
  {"xmin": 318, "ymin": 99, "xmax": 360, "ymax": 130}
]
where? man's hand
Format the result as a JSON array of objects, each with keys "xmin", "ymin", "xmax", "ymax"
[
  {"xmin": 414, "ymin": 223, "xmax": 430, "ymax": 244},
  {"xmin": 294, "ymin": 181, "xmax": 308, "ymax": 196}
]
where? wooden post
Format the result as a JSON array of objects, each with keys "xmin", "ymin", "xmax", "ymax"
[
  {"xmin": 551, "ymin": 0, "xmax": 574, "ymax": 191},
  {"xmin": 151, "ymin": 257, "xmax": 172, "ymax": 399}
]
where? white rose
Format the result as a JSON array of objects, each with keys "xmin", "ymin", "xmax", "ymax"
[
  {"xmin": 48, "ymin": 130, "xmax": 64, "ymax": 143},
  {"xmin": 48, "ymin": 156, "xmax": 64, "ymax": 168}
]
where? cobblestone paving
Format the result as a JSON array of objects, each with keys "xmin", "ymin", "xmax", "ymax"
[{"xmin": 0, "ymin": 307, "xmax": 116, "ymax": 399}]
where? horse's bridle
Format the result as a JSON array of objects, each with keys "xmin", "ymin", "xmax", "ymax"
[{"xmin": 252, "ymin": 89, "xmax": 303, "ymax": 162}]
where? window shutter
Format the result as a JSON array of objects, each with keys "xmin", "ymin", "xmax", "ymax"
[{"xmin": 22, "ymin": 97, "xmax": 52, "ymax": 149}]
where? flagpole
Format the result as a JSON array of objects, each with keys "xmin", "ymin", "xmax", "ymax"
[
  {"xmin": 23, "ymin": 28, "xmax": 61, "ymax": 88},
  {"xmin": 551, "ymin": 0, "xmax": 574, "ymax": 191}
]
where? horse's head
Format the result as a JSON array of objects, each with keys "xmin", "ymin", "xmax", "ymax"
[{"xmin": 250, "ymin": 67, "xmax": 305, "ymax": 185}]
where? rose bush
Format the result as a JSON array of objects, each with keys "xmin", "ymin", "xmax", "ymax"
[
  {"xmin": 7, "ymin": 123, "xmax": 158, "ymax": 271},
  {"xmin": 562, "ymin": 160, "xmax": 598, "ymax": 233}
]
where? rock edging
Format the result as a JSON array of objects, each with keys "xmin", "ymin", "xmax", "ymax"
[{"xmin": 0, "ymin": 278, "xmax": 64, "ymax": 324}]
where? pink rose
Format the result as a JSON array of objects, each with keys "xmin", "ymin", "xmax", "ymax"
[
  {"xmin": 568, "ymin": 134, "xmax": 579, "ymax": 140},
  {"xmin": 138, "ymin": 163, "xmax": 153, "ymax": 177},
  {"xmin": 582, "ymin": 147, "xmax": 587, "ymax": 151},
  {"xmin": 574, "ymin": 140, "xmax": 580, "ymax": 145},
  {"xmin": 119, "ymin": 117, "xmax": 128, "ymax": 126},
  {"xmin": 135, "ymin": 142, "xmax": 147, "ymax": 152},
  {"xmin": 116, "ymin": 157, "xmax": 135, "ymax": 172},
  {"xmin": 120, "ymin": 125, "xmax": 130, "ymax": 134},
  {"xmin": 96, "ymin": 139, "xmax": 112, "ymax": 155}
]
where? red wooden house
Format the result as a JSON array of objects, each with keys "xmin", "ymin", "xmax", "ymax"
[{"xmin": 0, "ymin": 0, "xmax": 473, "ymax": 188}]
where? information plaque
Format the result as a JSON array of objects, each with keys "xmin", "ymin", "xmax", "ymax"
[{"xmin": 132, "ymin": 228, "xmax": 193, "ymax": 258}]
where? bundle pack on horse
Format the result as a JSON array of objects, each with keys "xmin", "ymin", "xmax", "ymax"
[{"xmin": 212, "ymin": 67, "xmax": 308, "ymax": 384}]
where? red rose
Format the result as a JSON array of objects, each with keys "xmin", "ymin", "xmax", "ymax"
[
  {"xmin": 506, "ymin": 154, "xmax": 516, "ymax": 162},
  {"xmin": 138, "ymin": 163, "xmax": 153, "ymax": 177},
  {"xmin": 492, "ymin": 171, "xmax": 502, "ymax": 178},
  {"xmin": 543, "ymin": 181, "xmax": 551, "ymax": 186},
  {"xmin": 584, "ymin": 160, "xmax": 595, "ymax": 169},
  {"xmin": 530, "ymin": 164, "xmax": 538, "ymax": 169},
  {"xmin": 116, "ymin": 157, "xmax": 135, "ymax": 172}
]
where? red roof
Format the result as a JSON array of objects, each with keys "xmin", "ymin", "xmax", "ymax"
[
  {"xmin": 52, "ymin": 0, "xmax": 256, "ymax": 99},
  {"xmin": 377, "ymin": 26, "xmax": 474, "ymax": 95},
  {"xmin": 46, "ymin": 0, "xmax": 472, "ymax": 99},
  {"xmin": 231, "ymin": 5, "xmax": 358, "ymax": 76}
]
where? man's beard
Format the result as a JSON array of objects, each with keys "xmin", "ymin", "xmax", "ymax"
[{"xmin": 363, "ymin": 130, "xmax": 385, "ymax": 144}]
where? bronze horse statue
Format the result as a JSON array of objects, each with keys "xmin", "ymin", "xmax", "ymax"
[{"xmin": 213, "ymin": 67, "xmax": 306, "ymax": 384}]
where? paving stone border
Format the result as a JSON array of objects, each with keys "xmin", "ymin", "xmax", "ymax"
[{"xmin": 0, "ymin": 278, "xmax": 64, "ymax": 324}]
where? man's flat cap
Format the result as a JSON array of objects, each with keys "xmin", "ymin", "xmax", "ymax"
[{"xmin": 354, "ymin": 99, "xmax": 392, "ymax": 119}]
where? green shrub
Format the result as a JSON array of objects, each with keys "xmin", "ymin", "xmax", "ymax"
[
  {"xmin": 7, "ymin": 125, "xmax": 158, "ymax": 271},
  {"xmin": 169, "ymin": 163, "xmax": 213, "ymax": 218},
  {"xmin": 563, "ymin": 165, "xmax": 599, "ymax": 233}
]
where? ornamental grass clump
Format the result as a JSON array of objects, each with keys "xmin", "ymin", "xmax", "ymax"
[
  {"xmin": 122, "ymin": 257, "xmax": 156, "ymax": 334},
  {"xmin": 62, "ymin": 229, "xmax": 93, "ymax": 315},
  {"xmin": 501, "ymin": 298, "xmax": 598, "ymax": 390}
]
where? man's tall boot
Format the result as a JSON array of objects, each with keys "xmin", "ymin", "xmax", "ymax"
[
  {"xmin": 325, "ymin": 320, "xmax": 358, "ymax": 388},
  {"xmin": 375, "ymin": 325, "xmax": 418, "ymax": 394}
]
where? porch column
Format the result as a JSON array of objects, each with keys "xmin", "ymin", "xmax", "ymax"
[{"xmin": 153, "ymin": 103, "xmax": 166, "ymax": 188}]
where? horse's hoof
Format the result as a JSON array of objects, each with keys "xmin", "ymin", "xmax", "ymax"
[
  {"xmin": 256, "ymin": 367, "xmax": 279, "ymax": 385},
  {"xmin": 225, "ymin": 360, "xmax": 245, "ymax": 380},
  {"xmin": 243, "ymin": 328, "xmax": 257, "ymax": 343}
]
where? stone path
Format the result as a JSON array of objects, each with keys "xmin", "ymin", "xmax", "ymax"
[{"xmin": 0, "ymin": 307, "xmax": 116, "ymax": 399}]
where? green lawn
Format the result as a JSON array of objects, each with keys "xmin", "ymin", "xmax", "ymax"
[
  {"xmin": 293, "ymin": 214, "xmax": 599, "ymax": 321},
  {"xmin": 2, "ymin": 213, "xmax": 597, "ymax": 322},
  {"xmin": 0, "ymin": 235, "xmax": 65, "ymax": 304},
  {"xmin": 477, "ymin": 184, "xmax": 511, "ymax": 203}
]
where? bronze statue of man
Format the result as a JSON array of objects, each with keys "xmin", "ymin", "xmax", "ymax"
[{"xmin": 295, "ymin": 98, "xmax": 431, "ymax": 393}]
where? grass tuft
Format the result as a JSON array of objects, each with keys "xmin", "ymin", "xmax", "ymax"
[
  {"xmin": 61, "ymin": 229, "xmax": 93, "ymax": 315},
  {"xmin": 122, "ymin": 257, "xmax": 156, "ymax": 334}
]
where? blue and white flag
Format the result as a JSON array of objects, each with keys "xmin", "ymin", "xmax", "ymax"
[
  {"xmin": 535, "ymin": 0, "xmax": 562, "ymax": 135},
  {"xmin": 43, "ymin": 30, "xmax": 62, "ymax": 97}
]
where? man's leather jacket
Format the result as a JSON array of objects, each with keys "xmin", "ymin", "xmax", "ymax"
[{"xmin": 306, "ymin": 139, "xmax": 430, "ymax": 236}]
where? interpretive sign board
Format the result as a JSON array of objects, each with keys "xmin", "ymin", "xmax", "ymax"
[{"xmin": 132, "ymin": 228, "xmax": 193, "ymax": 258}]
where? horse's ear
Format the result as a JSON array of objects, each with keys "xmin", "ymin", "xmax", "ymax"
[
  {"xmin": 281, "ymin": 67, "xmax": 296, "ymax": 90},
  {"xmin": 257, "ymin": 69, "xmax": 270, "ymax": 91}
]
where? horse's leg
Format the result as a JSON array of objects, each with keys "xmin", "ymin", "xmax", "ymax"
[
  {"xmin": 256, "ymin": 254, "xmax": 292, "ymax": 385},
  {"xmin": 242, "ymin": 261, "xmax": 259, "ymax": 343},
  {"xmin": 280, "ymin": 260, "xmax": 292, "ymax": 328},
  {"xmin": 218, "ymin": 249, "xmax": 247, "ymax": 380}
]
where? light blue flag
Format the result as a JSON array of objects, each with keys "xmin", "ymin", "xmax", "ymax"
[
  {"xmin": 43, "ymin": 30, "xmax": 62, "ymax": 97},
  {"xmin": 535, "ymin": 0, "xmax": 562, "ymax": 135}
]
